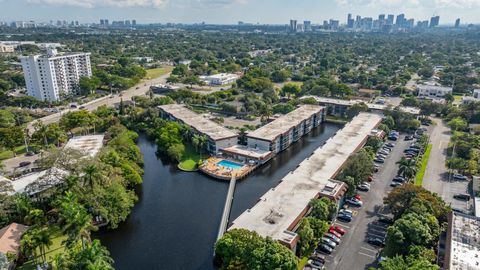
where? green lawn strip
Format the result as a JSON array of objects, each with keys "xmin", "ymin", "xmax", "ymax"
[
  {"xmin": 145, "ymin": 67, "xmax": 173, "ymax": 79},
  {"xmin": 297, "ymin": 256, "xmax": 309, "ymax": 270},
  {"xmin": 0, "ymin": 145, "xmax": 27, "ymax": 160},
  {"xmin": 178, "ymin": 143, "xmax": 203, "ymax": 171},
  {"xmin": 415, "ymin": 144, "xmax": 432, "ymax": 186},
  {"xmin": 16, "ymin": 229, "xmax": 67, "ymax": 270}
]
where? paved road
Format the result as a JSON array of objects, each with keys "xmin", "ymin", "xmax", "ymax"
[
  {"xmin": 422, "ymin": 118, "xmax": 471, "ymax": 212},
  {"xmin": 325, "ymin": 135, "xmax": 411, "ymax": 270},
  {"xmin": 27, "ymin": 73, "xmax": 171, "ymax": 132}
]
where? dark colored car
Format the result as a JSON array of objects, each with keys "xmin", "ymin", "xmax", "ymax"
[
  {"xmin": 388, "ymin": 136, "xmax": 398, "ymax": 141},
  {"xmin": 316, "ymin": 244, "xmax": 333, "ymax": 254},
  {"xmin": 390, "ymin": 182, "xmax": 402, "ymax": 187},
  {"xmin": 337, "ymin": 214, "xmax": 352, "ymax": 222},
  {"xmin": 405, "ymin": 135, "xmax": 414, "ymax": 141},
  {"xmin": 392, "ymin": 176, "xmax": 406, "ymax": 183},
  {"xmin": 310, "ymin": 253, "xmax": 326, "ymax": 264},
  {"xmin": 385, "ymin": 143, "xmax": 395, "ymax": 148},
  {"xmin": 453, "ymin": 194, "xmax": 471, "ymax": 201},
  {"xmin": 378, "ymin": 216, "xmax": 394, "ymax": 225},
  {"xmin": 374, "ymin": 158, "xmax": 385, "ymax": 164},
  {"xmin": 19, "ymin": 161, "xmax": 32, "ymax": 167},
  {"xmin": 26, "ymin": 151, "xmax": 35, "ymax": 156},
  {"xmin": 367, "ymin": 237, "xmax": 385, "ymax": 247}
]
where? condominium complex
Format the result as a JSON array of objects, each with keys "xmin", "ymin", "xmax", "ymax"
[
  {"xmin": 20, "ymin": 49, "xmax": 92, "ymax": 101},
  {"xmin": 417, "ymin": 84, "xmax": 453, "ymax": 99}
]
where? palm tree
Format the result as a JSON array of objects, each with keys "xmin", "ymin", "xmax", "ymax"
[
  {"xmin": 33, "ymin": 226, "xmax": 52, "ymax": 265},
  {"xmin": 78, "ymin": 240, "xmax": 114, "ymax": 270},
  {"xmin": 259, "ymin": 105, "xmax": 272, "ymax": 123},
  {"xmin": 396, "ymin": 157, "xmax": 418, "ymax": 180},
  {"xmin": 198, "ymin": 135, "xmax": 208, "ymax": 159},
  {"xmin": 33, "ymin": 121, "xmax": 49, "ymax": 146},
  {"xmin": 82, "ymin": 164, "xmax": 98, "ymax": 192},
  {"xmin": 57, "ymin": 192, "xmax": 97, "ymax": 250}
]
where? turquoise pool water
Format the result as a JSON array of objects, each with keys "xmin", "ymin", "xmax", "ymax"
[{"xmin": 217, "ymin": 160, "xmax": 244, "ymax": 169}]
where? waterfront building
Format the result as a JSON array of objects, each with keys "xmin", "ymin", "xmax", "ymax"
[
  {"xmin": 158, "ymin": 104, "xmax": 238, "ymax": 155},
  {"xmin": 230, "ymin": 113, "xmax": 383, "ymax": 250},
  {"xmin": 20, "ymin": 49, "xmax": 92, "ymax": 101},
  {"xmin": 246, "ymin": 105, "xmax": 325, "ymax": 156}
]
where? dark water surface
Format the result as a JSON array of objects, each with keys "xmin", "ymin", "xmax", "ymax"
[{"xmin": 97, "ymin": 123, "xmax": 342, "ymax": 270}]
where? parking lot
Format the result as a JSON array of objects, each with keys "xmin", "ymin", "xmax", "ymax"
[{"xmin": 322, "ymin": 134, "xmax": 411, "ymax": 270}]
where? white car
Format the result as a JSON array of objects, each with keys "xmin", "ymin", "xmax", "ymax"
[{"xmin": 346, "ymin": 198, "xmax": 363, "ymax": 207}]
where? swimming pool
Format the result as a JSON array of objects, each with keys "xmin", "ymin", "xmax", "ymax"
[{"xmin": 217, "ymin": 160, "xmax": 244, "ymax": 170}]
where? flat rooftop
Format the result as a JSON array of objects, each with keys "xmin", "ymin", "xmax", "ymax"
[
  {"xmin": 247, "ymin": 105, "xmax": 323, "ymax": 141},
  {"xmin": 159, "ymin": 104, "xmax": 237, "ymax": 141},
  {"xmin": 303, "ymin": 96, "xmax": 420, "ymax": 115},
  {"xmin": 221, "ymin": 145, "xmax": 272, "ymax": 160},
  {"xmin": 230, "ymin": 113, "xmax": 382, "ymax": 243},
  {"xmin": 64, "ymin": 134, "xmax": 104, "ymax": 157},
  {"xmin": 448, "ymin": 212, "xmax": 480, "ymax": 270}
]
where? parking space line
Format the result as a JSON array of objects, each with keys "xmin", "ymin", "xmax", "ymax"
[
  {"xmin": 360, "ymin": 246, "xmax": 378, "ymax": 253},
  {"xmin": 335, "ymin": 223, "xmax": 350, "ymax": 229},
  {"xmin": 358, "ymin": 252, "xmax": 376, "ymax": 259}
]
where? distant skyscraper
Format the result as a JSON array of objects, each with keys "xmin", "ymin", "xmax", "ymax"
[
  {"xmin": 100, "ymin": 19, "xmax": 105, "ymax": 25},
  {"xmin": 430, "ymin": 16, "xmax": 440, "ymax": 27},
  {"xmin": 455, "ymin": 18, "xmax": 460, "ymax": 28},
  {"xmin": 396, "ymin": 14, "xmax": 405, "ymax": 27},
  {"xmin": 289, "ymin": 20, "xmax": 297, "ymax": 32},
  {"xmin": 105, "ymin": 19, "xmax": 109, "ymax": 26},
  {"xmin": 132, "ymin": 19, "xmax": 137, "ymax": 26},
  {"xmin": 387, "ymin": 14, "xmax": 394, "ymax": 25},
  {"xmin": 347, "ymin": 13, "xmax": 354, "ymax": 28},
  {"xmin": 379, "ymin": 14, "xmax": 385, "ymax": 22},
  {"xmin": 304, "ymin": 21, "xmax": 312, "ymax": 32}
]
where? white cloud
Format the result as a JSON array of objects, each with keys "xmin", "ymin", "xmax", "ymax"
[
  {"xmin": 27, "ymin": 0, "xmax": 169, "ymax": 8},
  {"xmin": 26, "ymin": 0, "xmax": 247, "ymax": 8},
  {"xmin": 335, "ymin": 0, "xmax": 480, "ymax": 9}
]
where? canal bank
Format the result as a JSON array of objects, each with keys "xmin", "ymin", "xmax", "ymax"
[{"xmin": 96, "ymin": 123, "xmax": 342, "ymax": 270}]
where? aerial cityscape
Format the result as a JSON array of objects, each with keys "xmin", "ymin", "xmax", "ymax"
[{"xmin": 0, "ymin": 0, "xmax": 480, "ymax": 270}]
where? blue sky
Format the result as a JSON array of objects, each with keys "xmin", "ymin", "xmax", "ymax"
[{"xmin": 2, "ymin": 0, "xmax": 480, "ymax": 24}]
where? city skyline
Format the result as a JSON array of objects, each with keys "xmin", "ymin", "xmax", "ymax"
[{"xmin": 1, "ymin": 0, "xmax": 480, "ymax": 24}]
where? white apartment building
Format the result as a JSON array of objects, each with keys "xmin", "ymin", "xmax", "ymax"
[
  {"xmin": 20, "ymin": 49, "xmax": 92, "ymax": 101},
  {"xmin": 462, "ymin": 89, "xmax": 480, "ymax": 104},
  {"xmin": 0, "ymin": 43, "xmax": 14, "ymax": 53},
  {"xmin": 417, "ymin": 84, "xmax": 453, "ymax": 99},
  {"xmin": 199, "ymin": 73, "xmax": 240, "ymax": 86}
]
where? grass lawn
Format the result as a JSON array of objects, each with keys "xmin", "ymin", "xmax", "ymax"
[
  {"xmin": 453, "ymin": 95, "xmax": 463, "ymax": 102},
  {"xmin": 415, "ymin": 144, "xmax": 432, "ymax": 186},
  {"xmin": 145, "ymin": 67, "xmax": 173, "ymax": 80},
  {"xmin": 288, "ymin": 81, "xmax": 304, "ymax": 87},
  {"xmin": 16, "ymin": 229, "xmax": 67, "ymax": 270},
  {"xmin": 0, "ymin": 145, "xmax": 27, "ymax": 160},
  {"xmin": 297, "ymin": 256, "xmax": 308, "ymax": 270},
  {"xmin": 178, "ymin": 143, "xmax": 203, "ymax": 171}
]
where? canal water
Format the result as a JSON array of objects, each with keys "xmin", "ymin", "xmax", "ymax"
[{"xmin": 96, "ymin": 123, "xmax": 342, "ymax": 270}]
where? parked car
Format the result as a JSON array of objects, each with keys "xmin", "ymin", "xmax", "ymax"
[
  {"xmin": 321, "ymin": 237, "xmax": 337, "ymax": 249},
  {"xmin": 385, "ymin": 142, "xmax": 395, "ymax": 148},
  {"xmin": 354, "ymin": 194, "xmax": 362, "ymax": 200},
  {"xmin": 357, "ymin": 184, "xmax": 370, "ymax": 192},
  {"xmin": 378, "ymin": 216, "xmax": 394, "ymax": 225},
  {"xmin": 367, "ymin": 237, "xmax": 385, "ymax": 247},
  {"xmin": 337, "ymin": 214, "xmax": 352, "ymax": 222},
  {"xmin": 404, "ymin": 148, "xmax": 420, "ymax": 154},
  {"xmin": 388, "ymin": 136, "xmax": 398, "ymax": 141},
  {"xmin": 390, "ymin": 181, "xmax": 402, "ymax": 187},
  {"xmin": 376, "ymin": 154, "xmax": 387, "ymax": 160},
  {"xmin": 453, "ymin": 194, "xmax": 471, "ymax": 201},
  {"xmin": 453, "ymin": 174, "xmax": 468, "ymax": 181},
  {"xmin": 328, "ymin": 228, "xmax": 342, "ymax": 238},
  {"xmin": 374, "ymin": 158, "xmax": 385, "ymax": 164},
  {"xmin": 392, "ymin": 176, "xmax": 406, "ymax": 183},
  {"xmin": 306, "ymin": 259, "xmax": 325, "ymax": 269},
  {"xmin": 324, "ymin": 233, "xmax": 341, "ymax": 244},
  {"xmin": 378, "ymin": 150, "xmax": 389, "ymax": 155},
  {"xmin": 346, "ymin": 198, "xmax": 363, "ymax": 207},
  {"xmin": 339, "ymin": 209, "xmax": 353, "ymax": 216},
  {"xmin": 381, "ymin": 146, "xmax": 392, "ymax": 151},
  {"xmin": 26, "ymin": 151, "xmax": 35, "ymax": 156},
  {"xmin": 331, "ymin": 226, "xmax": 347, "ymax": 235},
  {"xmin": 316, "ymin": 244, "xmax": 333, "ymax": 254},
  {"xmin": 310, "ymin": 253, "xmax": 326, "ymax": 263},
  {"xmin": 19, "ymin": 161, "xmax": 32, "ymax": 167},
  {"xmin": 410, "ymin": 144, "xmax": 421, "ymax": 149},
  {"xmin": 70, "ymin": 104, "xmax": 77, "ymax": 108},
  {"xmin": 405, "ymin": 135, "xmax": 414, "ymax": 141},
  {"xmin": 373, "ymin": 166, "xmax": 379, "ymax": 173}
]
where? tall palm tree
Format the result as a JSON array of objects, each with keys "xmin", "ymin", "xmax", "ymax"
[
  {"xmin": 396, "ymin": 157, "xmax": 418, "ymax": 180},
  {"xmin": 33, "ymin": 121, "xmax": 49, "ymax": 146},
  {"xmin": 57, "ymin": 192, "xmax": 97, "ymax": 250},
  {"xmin": 82, "ymin": 164, "xmax": 98, "ymax": 192},
  {"xmin": 33, "ymin": 226, "xmax": 52, "ymax": 264}
]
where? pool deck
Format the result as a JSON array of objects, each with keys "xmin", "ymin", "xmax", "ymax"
[{"xmin": 199, "ymin": 158, "xmax": 255, "ymax": 181}]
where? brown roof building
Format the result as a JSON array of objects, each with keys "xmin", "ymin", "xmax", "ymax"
[{"xmin": 0, "ymin": 223, "xmax": 28, "ymax": 255}]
